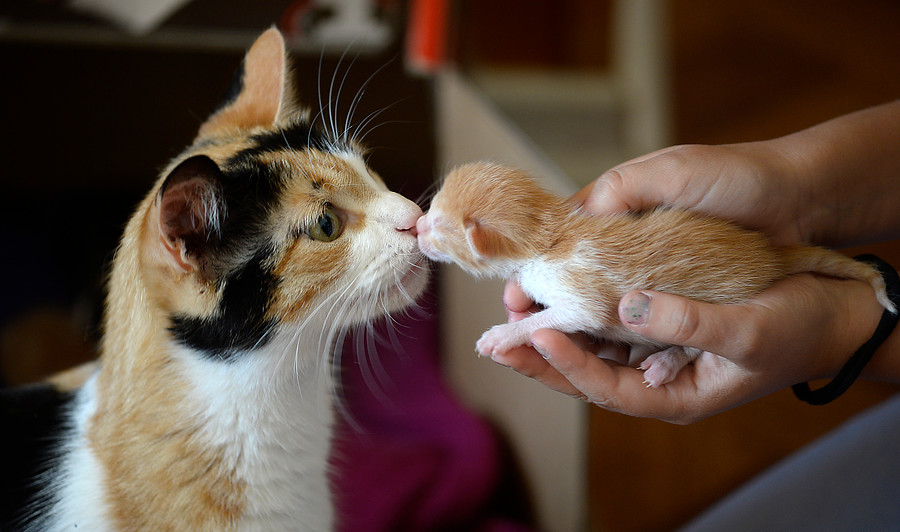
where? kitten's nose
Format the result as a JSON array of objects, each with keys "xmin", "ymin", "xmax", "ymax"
[{"xmin": 415, "ymin": 215, "xmax": 429, "ymax": 237}]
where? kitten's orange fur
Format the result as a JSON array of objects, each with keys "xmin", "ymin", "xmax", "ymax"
[{"xmin": 417, "ymin": 162, "xmax": 893, "ymax": 386}]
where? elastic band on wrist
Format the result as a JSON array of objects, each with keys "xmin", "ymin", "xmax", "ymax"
[{"xmin": 792, "ymin": 254, "xmax": 900, "ymax": 405}]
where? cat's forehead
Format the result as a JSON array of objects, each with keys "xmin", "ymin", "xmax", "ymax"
[{"xmin": 268, "ymin": 149, "xmax": 380, "ymax": 191}]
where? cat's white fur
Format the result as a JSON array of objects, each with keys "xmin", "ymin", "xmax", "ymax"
[
  {"xmin": 177, "ymin": 334, "xmax": 335, "ymax": 532},
  {"xmin": 36, "ymin": 332, "xmax": 334, "ymax": 532},
  {"xmin": 10, "ymin": 29, "xmax": 431, "ymax": 530},
  {"xmin": 28, "ymin": 146, "xmax": 425, "ymax": 530},
  {"xmin": 37, "ymin": 375, "xmax": 111, "ymax": 532}
]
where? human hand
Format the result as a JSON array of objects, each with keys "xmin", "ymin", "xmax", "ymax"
[
  {"xmin": 496, "ymin": 274, "xmax": 884, "ymax": 424},
  {"xmin": 581, "ymin": 101, "xmax": 900, "ymax": 248},
  {"xmin": 498, "ymin": 103, "xmax": 900, "ymax": 420},
  {"xmin": 574, "ymin": 142, "xmax": 812, "ymax": 245},
  {"xmin": 502, "ymin": 140, "xmax": 815, "ymax": 383}
]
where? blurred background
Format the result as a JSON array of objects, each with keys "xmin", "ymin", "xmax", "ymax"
[{"xmin": 2, "ymin": 1, "xmax": 899, "ymax": 531}]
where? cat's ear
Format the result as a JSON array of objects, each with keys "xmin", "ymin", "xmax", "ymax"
[
  {"xmin": 197, "ymin": 28, "xmax": 297, "ymax": 138},
  {"xmin": 465, "ymin": 220, "xmax": 511, "ymax": 259},
  {"xmin": 156, "ymin": 155, "xmax": 225, "ymax": 274}
]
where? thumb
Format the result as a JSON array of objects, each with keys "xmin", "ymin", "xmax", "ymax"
[
  {"xmin": 583, "ymin": 148, "xmax": 681, "ymax": 215},
  {"xmin": 618, "ymin": 290, "xmax": 751, "ymax": 356}
]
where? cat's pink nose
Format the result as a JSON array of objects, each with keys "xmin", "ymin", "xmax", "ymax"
[{"xmin": 396, "ymin": 205, "xmax": 423, "ymax": 237}]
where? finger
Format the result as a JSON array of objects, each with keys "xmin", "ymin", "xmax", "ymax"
[
  {"xmin": 583, "ymin": 146, "xmax": 686, "ymax": 215},
  {"xmin": 532, "ymin": 329, "xmax": 746, "ymax": 423},
  {"xmin": 618, "ymin": 291, "xmax": 753, "ymax": 358},
  {"xmin": 503, "ymin": 279, "xmax": 538, "ymax": 317},
  {"xmin": 566, "ymin": 180, "xmax": 596, "ymax": 208},
  {"xmin": 490, "ymin": 345, "xmax": 586, "ymax": 398}
]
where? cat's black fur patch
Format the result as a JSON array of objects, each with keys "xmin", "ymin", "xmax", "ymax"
[
  {"xmin": 227, "ymin": 120, "xmax": 335, "ymax": 168},
  {"xmin": 1, "ymin": 384, "xmax": 73, "ymax": 530},
  {"xmin": 167, "ymin": 121, "xmax": 343, "ymax": 361},
  {"xmin": 170, "ymin": 250, "xmax": 279, "ymax": 362}
]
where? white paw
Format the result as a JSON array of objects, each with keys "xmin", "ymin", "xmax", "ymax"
[
  {"xmin": 639, "ymin": 346, "xmax": 698, "ymax": 387},
  {"xmin": 476, "ymin": 324, "xmax": 525, "ymax": 357}
]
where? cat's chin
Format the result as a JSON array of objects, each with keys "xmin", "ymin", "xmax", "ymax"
[{"xmin": 387, "ymin": 253, "xmax": 430, "ymax": 306}]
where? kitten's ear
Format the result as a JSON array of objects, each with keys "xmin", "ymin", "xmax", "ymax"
[
  {"xmin": 465, "ymin": 220, "xmax": 511, "ymax": 259},
  {"xmin": 197, "ymin": 28, "xmax": 297, "ymax": 138},
  {"xmin": 156, "ymin": 156, "xmax": 225, "ymax": 274}
]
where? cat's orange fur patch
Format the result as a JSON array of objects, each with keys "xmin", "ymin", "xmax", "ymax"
[
  {"xmin": 46, "ymin": 24, "xmax": 426, "ymax": 529},
  {"xmin": 198, "ymin": 28, "xmax": 295, "ymax": 139},
  {"xmin": 81, "ymin": 28, "xmax": 303, "ymax": 528}
]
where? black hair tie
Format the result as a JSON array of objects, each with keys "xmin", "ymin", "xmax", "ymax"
[{"xmin": 792, "ymin": 254, "xmax": 900, "ymax": 405}]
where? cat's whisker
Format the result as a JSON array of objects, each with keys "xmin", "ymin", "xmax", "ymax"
[
  {"xmin": 333, "ymin": 51, "xmax": 362, "ymax": 145},
  {"xmin": 342, "ymin": 55, "xmax": 391, "ymax": 142},
  {"xmin": 329, "ymin": 326, "xmax": 367, "ymax": 434},
  {"xmin": 315, "ymin": 50, "xmax": 331, "ymax": 143},
  {"xmin": 349, "ymin": 106, "xmax": 399, "ymax": 146},
  {"xmin": 415, "ymin": 176, "xmax": 443, "ymax": 208},
  {"xmin": 325, "ymin": 42, "xmax": 359, "ymax": 144}
]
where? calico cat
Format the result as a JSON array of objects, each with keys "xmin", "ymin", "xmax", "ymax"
[
  {"xmin": 1, "ymin": 28, "xmax": 428, "ymax": 531},
  {"xmin": 416, "ymin": 162, "xmax": 894, "ymax": 386}
]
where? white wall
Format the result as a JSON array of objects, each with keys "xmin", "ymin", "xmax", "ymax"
[{"xmin": 434, "ymin": 70, "xmax": 587, "ymax": 532}]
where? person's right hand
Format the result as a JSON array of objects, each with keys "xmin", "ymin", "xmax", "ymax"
[{"xmin": 575, "ymin": 142, "xmax": 811, "ymax": 245}]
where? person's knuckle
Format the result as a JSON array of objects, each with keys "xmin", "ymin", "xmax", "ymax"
[{"xmin": 668, "ymin": 299, "xmax": 702, "ymax": 346}]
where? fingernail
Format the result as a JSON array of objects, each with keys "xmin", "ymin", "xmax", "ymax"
[
  {"xmin": 533, "ymin": 341, "xmax": 551, "ymax": 360},
  {"xmin": 622, "ymin": 292, "xmax": 650, "ymax": 326}
]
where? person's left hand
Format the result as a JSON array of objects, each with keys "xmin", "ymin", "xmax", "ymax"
[{"xmin": 495, "ymin": 273, "xmax": 883, "ymax": 424}]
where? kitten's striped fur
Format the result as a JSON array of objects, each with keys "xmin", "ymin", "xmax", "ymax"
[{"xmin": 2, "ymin": 28, "xmax": 428, "ymax": 530}]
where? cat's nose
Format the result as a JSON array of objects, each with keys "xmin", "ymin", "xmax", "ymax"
[{"xmin": 394, "ymin": 203, "xmax": 423, "ymax": 236}]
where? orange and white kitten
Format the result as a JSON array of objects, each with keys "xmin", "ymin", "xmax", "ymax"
[
  {"xmin": 2, "ymin": 29, "xmax": 428, "ymax": 531},
  {"xmin": 416, "ymin": 162, "xmax": 894, "ymax": 386}
]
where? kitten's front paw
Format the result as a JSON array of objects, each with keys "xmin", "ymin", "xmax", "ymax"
[
  {"xmin": 476, "ymin": 324, "xmax": 526, "ymax": 357},
  {"xmin": 639, "ymin": 346, "xmax": 701, "ymax": 387}
]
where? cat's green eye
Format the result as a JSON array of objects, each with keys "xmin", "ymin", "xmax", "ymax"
[{"xmin": 308, "ymin": 207, "xmax": 342, "ymax": 242}]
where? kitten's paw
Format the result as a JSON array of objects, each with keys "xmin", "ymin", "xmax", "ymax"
[
  {"xmin": 476, "ymin": 325, "xmax": 525, "ymax": 357},
  {"xmin": 639, "ymin": 346, "xmax": 700, "ymax": 387}
]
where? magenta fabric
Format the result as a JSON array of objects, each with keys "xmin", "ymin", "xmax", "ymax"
[{"xmin": 331, "ymin": 291, "xmax": 533, "ymax": 531}]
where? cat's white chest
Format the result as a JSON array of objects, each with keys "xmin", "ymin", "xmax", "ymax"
[
  {"xmin": 182, "ymin": 339, "xmax": 336, "ymax": 531},
  {"xmin": 44, "ymin": 339, "xmax": 336, "ymax": 532},
  {"xmin": 40, "ymin": 375, "xmax": 115, "ymax": 532}
]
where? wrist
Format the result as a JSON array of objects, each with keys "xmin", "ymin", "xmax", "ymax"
[
  {"xmin": 762, "ymin": 132, "xmax": 831, "ymax": 245},
  {"xmin": 795, "ymin": 256, "xmax": 900, "ymax": 404},
  {"xmin": 769, "ymin": 102, "xmax": 900, "ymax": 248},
  {"xmin": 821, "ymin": 276, "xmax": 886, "ymax": 380}
]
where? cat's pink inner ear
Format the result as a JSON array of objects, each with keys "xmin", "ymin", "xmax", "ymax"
[
  {"xmin": 157, "ymin": 157, "xmax": 223, "ymax": 273},
  {"xmin": 465, "ymin": 221, "xmax": 507, "ymax": 259},
  {"xmin": 197, "ymin": 28, "xmax": 292, "ymax": 137}
]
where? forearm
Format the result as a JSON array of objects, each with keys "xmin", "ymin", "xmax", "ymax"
[{"xmin": 771, "ymin": 100, "xmax": 900, "ymax": 248}]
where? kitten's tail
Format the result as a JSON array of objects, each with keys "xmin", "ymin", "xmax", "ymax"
[{"xmin": 781, "ymin": 246, "xmax": 896, "ymax": 313}]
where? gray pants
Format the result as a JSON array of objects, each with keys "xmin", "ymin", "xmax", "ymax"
[{"xmin": 683, "ymin": 393, "xmax": 900, "ymax": 531}]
